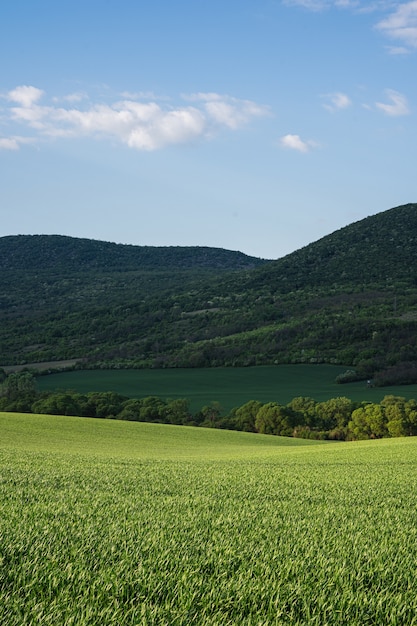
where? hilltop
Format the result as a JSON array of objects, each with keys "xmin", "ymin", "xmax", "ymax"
[
  {"xmin": 1, "ymin": 203, "xmax": 417, "ymax": 384},
  {"xmin": 0, "ymin": 234, "xmax": 265, "ymax": 273},
  {"xmin": 248, "ymin": 202, "xmax": 417, "ymax": 291}
]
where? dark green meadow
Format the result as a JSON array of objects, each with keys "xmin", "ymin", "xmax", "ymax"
[
  {"xmin": 36, "ymin": 364, "xmax": 417, "ymax": 412},
  {"xmin": 1, "ymin": 412, "xmax": 417, "ymax": 625}
]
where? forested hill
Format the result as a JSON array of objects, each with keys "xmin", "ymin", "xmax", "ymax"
[
  {"xmin": 0, "ymin": 234, "xmax": 266, "ymax": 272},
  {"xmin": 246, "ymin": 202, "xmax": 417, "ymax": 291},
  {"xmin": 2, "ymin": 203, "xmax": 417, "ymax": 385}
]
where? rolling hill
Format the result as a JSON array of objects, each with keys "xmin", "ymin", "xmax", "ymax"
[
  {"xmin": 248, "ymin": 202, "xmax": 417, "ymax": 290},
  {"xmin": 0, "ymin": 234, "xmax": 266, "ymax": 273},
  {"xmin": 1, "ymin": 203, "xmax": 417, "ymax": 384}
]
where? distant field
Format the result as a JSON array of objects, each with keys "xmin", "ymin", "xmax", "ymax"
[
  {"xmin": 36, "ymin": 364, "xmax": 417, "ymax": 412},
  {"xmin": 1, "ymin": 412, "xmax": 417, "ymax": 624}
]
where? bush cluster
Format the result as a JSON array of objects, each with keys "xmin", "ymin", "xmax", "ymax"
[{"xmin": 2, "ymin": 371, "xmax": 417, "ymax": 441}]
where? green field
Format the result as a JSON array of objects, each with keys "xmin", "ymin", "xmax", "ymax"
[
  {"xmin": 36, "ymin": 364, "xmax": 417, "ymax": 412},
  {"xmin": 1, "ymin": 411, "xmax": 417, "ymax": 624}
]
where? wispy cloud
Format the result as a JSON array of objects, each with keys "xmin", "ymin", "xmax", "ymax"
[
  {"xmin": 322, "ymin": 92, "xmax": 352, "ymax": 112},
  {"xmin": 375, "ymin": 89, "xmax": 410, "ymax": 116},
  {"xmin": 384, "ymin": 45, "xmax": 411, "ymax": 55},
  {"xmin": 185, "ymin": 92, "xmax": 271, "ymax": 130},
  {"xmin": 1, "ymin": 86, "xmax": 270, "ymax": 151},
  {"xmin": 283, "ymin": 0, "xmax": 330, "ymax": 11},
  {"xmin": 0, "ymin": 136, "xmax": 34, "ymax": 151},
  {"xmin": 52, "ymin": 92, "xmax": 89, "ymax": 104},
  {"xmin": 284, "ymin": 0, "xmax": 417, "ymax": 51},
  {"xmin": 376, "ymin": 1, "xmax": 417, "ymax": 49},
  {"xmin": 284, "ymin": 0, "xmax": 391, "ymax": 12},
  {"xmin": 283, "ymin": 0, "xmax": 360, "ymax": 11},
  {"xmin": 280, "ymin": 133, "xmax": 318, "ymax": 152},
  {"xmin": 120, "ymin": 91, "xmax": 171, "ymax": 101}
]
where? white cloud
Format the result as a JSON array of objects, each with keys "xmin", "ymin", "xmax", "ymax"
[
  {"xmin": 7, "ymin": 85, "xmax": 44, "ymax": 107},
  {"xmin": 322, "ymin": 92, "xmax": 352, "ymax": 112},
  {"xmin": 376, "ymin": 1, "xmax": 417, "ymax": 49},
  {"xmin": 0, "ymin": 136, "xmax": 34, "ymax": 150},
  {"xmin": 375, "ymin": 89, "xmax": 410, "ymax": 115},
  {"xmin": 280, "ymin": 133, "xmax": 318, "ymax": 152},
  {"xmin": 0, "ymin": 137, "xmax": 21, "ymax": 150},
  {"xmin": 126, "ymin": 106, "xmax": 206, "ymax": 150},
  {"xmin": 2, "ymin": 86, "xmax": 270, "ymax": 151},
  {"xmin": 185, "ymin": 92, "xmax": 271, "ymax": 129}
]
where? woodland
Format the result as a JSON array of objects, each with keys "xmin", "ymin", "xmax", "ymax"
[{"xmin": 2, "ymin": 203, "xmax": 417, "ymax": 387}]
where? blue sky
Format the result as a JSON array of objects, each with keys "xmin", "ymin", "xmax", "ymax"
[{"xmin": 1, "ymin": 0, "xmax": 416, "ymax": 259}]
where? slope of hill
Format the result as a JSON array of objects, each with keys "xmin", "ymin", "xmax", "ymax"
[
  {"xmin": 248, "ymin": 202, "xmax": 417, "ymax": 291},
  {"xmin": 1, "ymin": 203, "xmax": 417, "ymax": 384}
]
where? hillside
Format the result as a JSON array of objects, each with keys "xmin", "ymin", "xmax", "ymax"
[
  {"xmin": 248, "ymin": 202, "xmax": 417, "ymax": 291},
  {"xmin": 1, "ymin": 203, "xmax": 417, "ymax": 383},
  {"xmin": 0, "ymin": 236, "xmax": 267, "ymax": 363}
]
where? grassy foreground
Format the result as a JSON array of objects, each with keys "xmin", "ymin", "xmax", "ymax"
[{"xmin": 1, "ymin": 412, "xmax": 417, "ymax": 625}]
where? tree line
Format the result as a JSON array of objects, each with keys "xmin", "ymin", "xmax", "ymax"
[{"xmin": 1, "ymin": 371, "xmax": 417, "ymax": 441}]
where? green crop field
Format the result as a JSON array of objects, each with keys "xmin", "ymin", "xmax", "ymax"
[
  {"xmin": 36, "ymin": 364, "xmax": 417, "ymax": 412},
  {"xmin": 1, "ymin": 411, "xmax": 417, "ymax": 625}
]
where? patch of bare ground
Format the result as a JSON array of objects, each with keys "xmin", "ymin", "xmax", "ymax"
[{"xmin": 1, "ymin": 359, "xmax": 84, "ymax": 373}]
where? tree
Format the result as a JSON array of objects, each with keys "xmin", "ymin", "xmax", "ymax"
[
  {"xmin": 366, "ymin": 403, "xmax": 388, "ymax": 438},
  {"xmin": 348, "ymin": 403, "xmax": 387, "ymax": 440},
  {"xmin": 381, "ymin": 395, "xmax": 407, "ymax": 438},
  {"xmin": 137, "ymin": 396, "xmax": 167, "ymax": 422},
  {"xmin": 117, "ymin": 398, "xmax": 144, "ymax": 421},
  {"xmin": 380, "ymin": 395, "xmax": 417, "ymax": 437},
  {"xmin": 163, "ymin": 398, "xmax": 191, "ymax": 425},
  {"xmin": 255, "ymin": 402, "xmax": 295, "ymax": 436},
  {"xmin": 86, "ymin": 391, "xmax": 126, "ymax": 418},
  {"xmin": 0, "ymin": 371, "xmax": 37, "ymax": 411},
  {"xmin": 405, "ymin": 399, "xmax": 417, "ymax": 436},
  {"xmin": 0, "ymin": 372, "xmax": 36, "ymax": 402},
  {"xmin": 195, "ymin": 402, "xmax": 222, "ymax": 427},
  {"xmin": 32, "ymin": 392, "xmax": 83, "ymax": 416},
  {"xmin": 348, "ymin": 406, "xmax": 371, "ymax": 440},
  {"xmin": 315, "ymin": 397, "xmax": 354, "ymax": 430},
  {"xmin": 231, "ymin": 400, "xmax": 263, "ymax": 432},
  {"xmin": 287, "ymin": 397, "xmax": 317, "ymax": 427}
]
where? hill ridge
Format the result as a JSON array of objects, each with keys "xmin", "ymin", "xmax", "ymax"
[
  {"xmin": 249, "ymin": 203, "xmax": 417, "ymax": 291},
  {"xmin": 0, "ymin": 234, "xmax": 266, "ymax": 272}
]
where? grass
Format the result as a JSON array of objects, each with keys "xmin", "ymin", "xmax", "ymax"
[
  {"xmin": 1, "ymin": 411, "xmax": 417, "ymax": 624},
  {"xmin": 36, "ymin": 364, "xmax": 417, "ymax": 412},
  {"xmin": 0, "ymin": 411, "xmax": 320, "ymax": 461}
]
